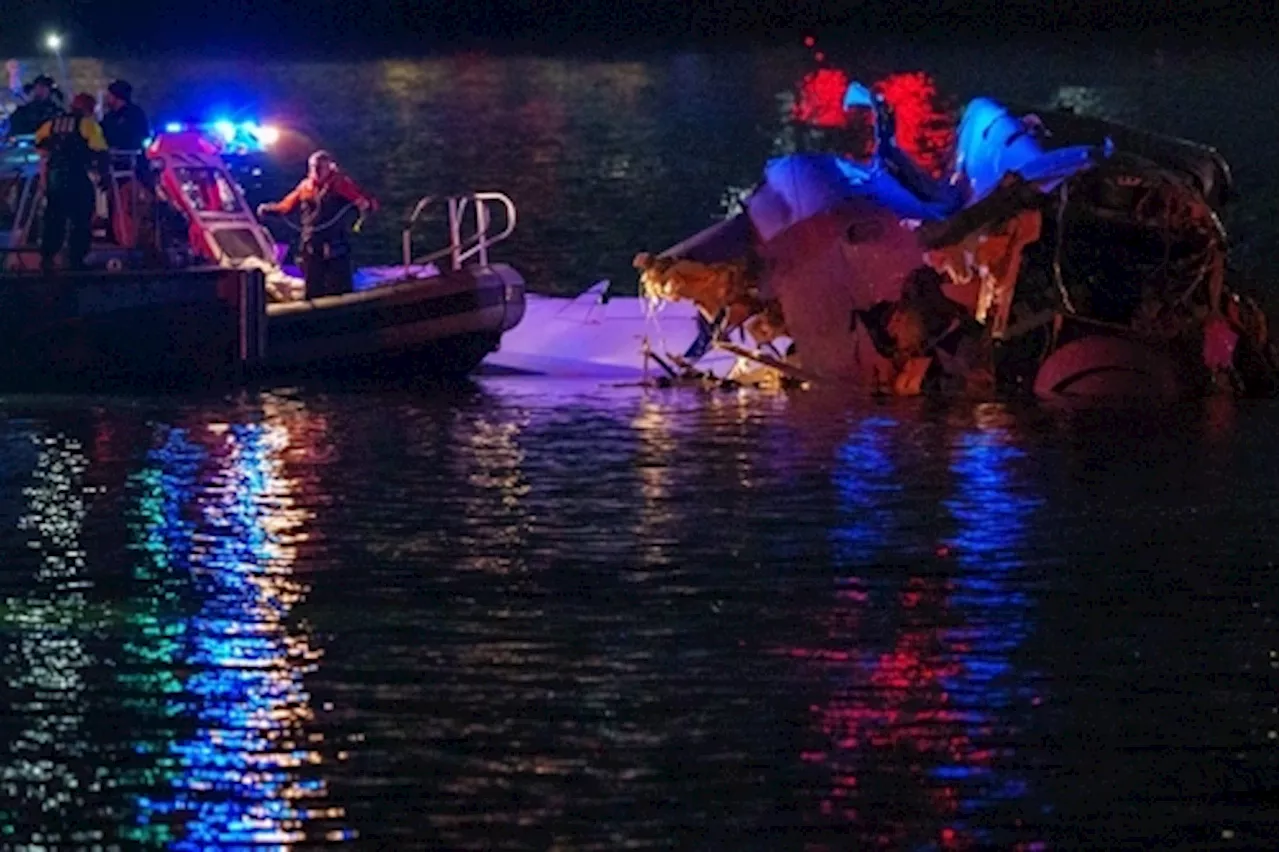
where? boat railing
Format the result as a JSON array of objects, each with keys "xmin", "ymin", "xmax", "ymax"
[
  {"xmin": 1, "ymin": 141, "xmax": 159, "ymax": 260},
  {"xmin": 401, "ymin": 192, "xmax": 517, "ymax": 272},
  {"xmin": 104, "ymin": 149, "xmax": 155, "ymax": 251}
]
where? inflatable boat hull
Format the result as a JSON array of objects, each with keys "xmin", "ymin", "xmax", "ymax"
[{"xmin": 265, "ymin": 263, "xmax": 526, "ymax": 378}]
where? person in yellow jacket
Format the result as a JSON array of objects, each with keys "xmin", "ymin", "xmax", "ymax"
[{"xmin": 34, "ymin": 92, "xmax": 108, "ymax": 272}]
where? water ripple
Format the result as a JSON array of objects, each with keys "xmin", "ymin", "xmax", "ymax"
[{"xmin": 0, "ymin": 384, "xmax": 1273, "ymax": 850}]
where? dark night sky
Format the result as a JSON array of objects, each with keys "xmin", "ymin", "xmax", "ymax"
[{"xmin": 4, "ymin": 0, "xmax": 1276, "ymax": 57}]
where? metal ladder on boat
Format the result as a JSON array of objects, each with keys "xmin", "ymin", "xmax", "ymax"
[
  {"xmin": 400, "ymin": 192, "xmax": 516, "ymax": 272},
  {"xmin": 102, "ymin": 150, "xmax": 156, "ymax": 255},
  {"xmin": 2, "ymin": 137, "xmax": 43, "ymax": 266}
]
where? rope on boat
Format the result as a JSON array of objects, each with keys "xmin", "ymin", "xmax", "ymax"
[{"xmin": 263, "ymin": 201, "xmax": 365, "ymax": 234}]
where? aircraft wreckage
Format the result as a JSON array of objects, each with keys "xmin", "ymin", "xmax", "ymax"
[{"xmin": 491, "ymin": 77, "xmax": 1276, "ymax": 402}]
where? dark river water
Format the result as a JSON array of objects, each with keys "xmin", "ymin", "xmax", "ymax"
[{"xmin": 1, "ymin": 41, "xmax": 1277, "ymax": 850}]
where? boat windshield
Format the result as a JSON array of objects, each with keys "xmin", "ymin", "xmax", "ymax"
[
  {"xmin": 210, "ymin": 227, "xmax": 270, "ymax": 262},
  {"xmin": 174, "ymin": 166, "xmax": 244, "ymax": 215}
]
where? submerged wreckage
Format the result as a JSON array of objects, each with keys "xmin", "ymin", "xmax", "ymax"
[{"xmin": 620, "ymin": 80, "xmax": 1276, "ymax": 400}]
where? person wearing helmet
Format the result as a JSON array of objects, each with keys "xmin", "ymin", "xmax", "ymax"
[
  {"xmin": 257, "ymin": 150, "xmax": 378, "ymax": 298},
  {"xmin": 34, "ymin": 92, "xmax": 109, "ymax": 273},
  {"xmin": 8, "ymin": 74, "xmax": 63, "ymax": 135}
]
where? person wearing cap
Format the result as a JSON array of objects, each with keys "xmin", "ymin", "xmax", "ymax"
[
  {"xmin": 101, "ymin": 79, "xmax": 150, "ymax": 152},
  {"xmin": 34, "ymin": 93, "xmax": 109, "ymax": 273},
  {"xmin": 7, "ymin": 74, "xmax": 62, "ymax": 135},
  {"xmin": 257, "ymin": 150, "xmax": 378, "ymax": 298}
]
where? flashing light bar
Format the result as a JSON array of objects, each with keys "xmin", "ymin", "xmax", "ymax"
[{"xmin": 158, "ymin": 118, "xmax": 282, "ymax": 152}]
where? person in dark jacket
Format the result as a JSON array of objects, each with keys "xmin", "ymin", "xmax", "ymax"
[
  {"xmin": 257, "ymin": 150, "xmax": 378, "ymax": 298},
  {"xmin": 7, "ymin": 75, "xmax": 62, "ymax": 136},
  {"xmin": 34, "ymin": 92, "xmax": 109, "ymax": 273},
  {"xmin": 101, "ymin": 79, "xmax": 150, "ymax": 151}
]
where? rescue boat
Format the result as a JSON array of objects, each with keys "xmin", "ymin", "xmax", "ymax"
[
  {"xmin": 488, "ymin": 82, "xmax": 1274, "ymax": 401},
  {"xmin": 0, "ymin": 128, "xmax": 527, "ymax": 383}
]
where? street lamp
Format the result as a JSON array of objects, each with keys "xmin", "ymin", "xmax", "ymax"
[{"xmin": 43, "ymin": 32, "xmax": 67, "ymax": 83}]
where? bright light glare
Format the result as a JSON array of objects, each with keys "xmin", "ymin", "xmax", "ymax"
[
  {"xmin": 156, "ymin": 117, "xmax": 281, "ymax": 148},
  {"xmin": 45, "ymin": 33, "xmax": 62, "ymax": 51}
]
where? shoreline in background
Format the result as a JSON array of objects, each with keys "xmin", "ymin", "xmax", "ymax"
[
  {"xmin": 3, "ymin": 14, "xmax": 1277, "ymax": 61},
  {"xmin": 4, "ymin": 43, "xmax": 1274, "ymax": 322}
]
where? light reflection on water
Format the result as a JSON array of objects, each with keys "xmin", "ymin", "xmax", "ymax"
[
  {"xmin": 453, "ymin": 413, "xmax": 532, "ymax": 577},
  {"xmin": 787, "ymin": 405, "xmax": 1048, "ymax": 850},
  {"xmin": 1, "ymin": 433, "xmax": 104, "ymax": 845},
  {"xmin": 0, "ymin": 384, "xmax": 1273, "ymax": 849},
  {"xmin": 118, "ymin": 406, "xmax": 351, "ymax": 847}
]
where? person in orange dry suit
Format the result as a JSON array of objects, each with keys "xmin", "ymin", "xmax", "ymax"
[{"xmin": 257, "ymin": 150, "xmax": 378, "ymax": 298}]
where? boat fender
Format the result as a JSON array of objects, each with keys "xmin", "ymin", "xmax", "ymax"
[{"xmin": 1033, "ymin": 336, "xmax": 1181, "ymax": 400}]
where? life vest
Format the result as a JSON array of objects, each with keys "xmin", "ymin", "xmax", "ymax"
[
  {"xmin": 297, "ymin": 177, "xmax": 355, "ymax": 250},
  {"xmin": 40, "ymin": 114, "xmax": 95, "ymax": 184}
]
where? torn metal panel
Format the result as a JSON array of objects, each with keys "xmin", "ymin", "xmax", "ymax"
[{"xmin": 924, "ymin": 208, "xmax": 1043, "ymax": 339}]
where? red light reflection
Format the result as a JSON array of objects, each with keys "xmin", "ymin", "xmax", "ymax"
[{"xmin": 781, "ymin": 576, "xmax": 984, "ymax": 849}]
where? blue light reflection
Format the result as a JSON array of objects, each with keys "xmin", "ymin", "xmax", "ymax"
[
  {"xmin": 795, "ymin": 406, "xmax": 1049, "ymax": 850},
  {"xmin": 830, "ymin": 416, "xmax": 900, "ymax": 564},
  {"xmin": 932, "ymin": 408, "xmax": 1047, "ymax": 847},
  {"xmin": 128, "ymin": 419, "xmax": 351, "ymax": 848}
]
